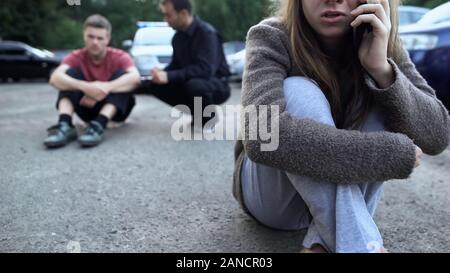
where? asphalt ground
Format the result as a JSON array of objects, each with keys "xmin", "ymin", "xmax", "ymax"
[{"xmin": 0, "ymin": 81, "xmax": 449, "ymax": 253}]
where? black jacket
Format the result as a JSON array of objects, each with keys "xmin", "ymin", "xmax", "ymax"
[{"xmin": 165, "ymin": 16, "xmax": 230, "ymax": 84}]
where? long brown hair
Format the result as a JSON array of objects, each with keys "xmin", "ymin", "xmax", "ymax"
[{"xmin": 277, "ymin": 0, "xmax": 403, "ymax": 129}]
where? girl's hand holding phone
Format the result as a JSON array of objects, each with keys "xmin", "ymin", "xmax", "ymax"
[{"xmin": 350, "ymin": 0, "xmax": 394, "ymax": 88}]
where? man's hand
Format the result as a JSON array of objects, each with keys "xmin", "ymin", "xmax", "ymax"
[
  {"xmin": 80, "ymin": 96, "xmax": 98, "ymax": 108},
  {"xmin": 414, "ymin": 145, "xmax": 423, "ymax": 168},
  {"xmin": 151, "ymin": 68, "xmax": 169, "ymax": 85},
  {"xmin": 92, "ymin": 81, "xmax": 112, "ymax": 95},
  {"xmin": 82, "ymin": 82, "xmax": 108, "ymax": 102}
]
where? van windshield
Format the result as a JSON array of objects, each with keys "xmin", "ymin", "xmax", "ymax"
[{"xmin": 134, "ymin": 27, "xmax": 175, "ymax": 46}]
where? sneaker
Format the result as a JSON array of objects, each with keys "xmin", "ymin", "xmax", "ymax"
[
  {"xmin": 78, "ymin": 121, "xmax": 105, "ymax": 147},
  {"xmin": 44, "ymin": 122, "xmax": 77, "ymax": 148}
]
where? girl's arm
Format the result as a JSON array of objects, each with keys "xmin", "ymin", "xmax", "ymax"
[
  {"xmin": 242, "ymin": 19, "xmax": 417, "ymax": 184},
  {"xmin": 364, "ymin": 47, "xmax": 450, "ymax": 156}
]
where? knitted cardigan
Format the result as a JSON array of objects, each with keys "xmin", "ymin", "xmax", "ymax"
[{"xmin": 233, "ymin": 18, "xmax": 450, "ymax": 212}]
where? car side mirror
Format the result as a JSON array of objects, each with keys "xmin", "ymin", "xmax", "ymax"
[{"xmin": 122, "ymin": 40, "xmax": 133, "ymax": 51}]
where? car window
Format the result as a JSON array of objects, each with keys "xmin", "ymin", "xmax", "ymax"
[
  {"xmin": 418, "ymin": 2, "xmax": 450, "ymax": 25},
  {"xmin": 0, "ymin": 49, "xmax": 27, "ymax": 56},
  {"xmin": 411, "ymin": 12, "xmax": 426, "ymax": 23},
  {"xmin": 399, "ymin": 11, "xmax": 412, "ymax": 25},
  {"xmin": 133, "ymin": 27, "xmax": 175, "ymax": 46}
]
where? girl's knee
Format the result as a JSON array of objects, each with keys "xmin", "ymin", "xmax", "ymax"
[
  {"xmin": 283, "ymin": 77, "xmax": 334, "ymax": 126},
  {"xmin": 360, "ymin": 107, "xmax": 386, "ymax": 133}
]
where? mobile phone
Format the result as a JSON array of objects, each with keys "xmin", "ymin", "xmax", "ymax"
[
  {"xmin": 353, "ymin": 2, "xmax": 374, "ymax": 48},
  {"xmin": 353, "ymin": 22, "xmax": 373, "ymax": 49}
]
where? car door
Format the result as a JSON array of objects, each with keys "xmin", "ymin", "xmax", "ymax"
[
  {"xmin": 0, "ymin": 48, "xmax": 7, "ymax": 79},
  {"xmin": 22, "ymin": 48, "xmax": 45, "ymax": 78},
  {"xmin": 0, "ymin": 47, "xmax": 29, "ymax": 79}
]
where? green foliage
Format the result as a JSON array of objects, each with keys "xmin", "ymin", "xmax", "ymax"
[
  {"xmin": 62, "ymin": 0, "xmax": 163, "ymax": 47},
  {"xmin": 43, "ymin": 17, "xmax": 84, "ymax": 49},
  {"xmin": 193, "ymin": 0, "xmax": 273, "ymax": 42},
  {"xmin": 0, "ymin": 0, "xmax": 272, "ymax": 49},
  {"xmin": 0, "ymin": 0, "xmax": 61, "ymax": 47},
  {"xmin": 0, "ymin": 0, "xmax": 162, "ymax": 49},
  {"xmin": 1, "ymin": 0, "xmax": 273, "ymax": 50},
  {"xmin": 6, "ymin": 0, "xmax": 447, "ymax": 50}
]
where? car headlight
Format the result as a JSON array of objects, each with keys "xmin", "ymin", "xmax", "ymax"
[{"xmin": 400, "ymin": 34, "xmax": 439, "ymax": 51}]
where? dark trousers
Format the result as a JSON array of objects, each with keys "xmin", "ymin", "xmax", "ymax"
[
  {"xmin": 139, "ymin": 77, "xmax": 231, "ymax": 124},
  {"xmin": 56, "ymin": 68, "xmax": 136, "ymax": 123}
]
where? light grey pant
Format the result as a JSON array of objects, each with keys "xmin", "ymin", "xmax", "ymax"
[{"xmin": 241, "ymin": 76, "xmax": 386, "ymax": 253}]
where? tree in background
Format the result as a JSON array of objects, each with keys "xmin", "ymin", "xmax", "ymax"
[
  {"xmin": 62, "ymin": 0, "xmax": 163, "ymax": 48},
  {"xmin": 0, "ymin": 0, "xmax": 61, "ymax": 47},
  {"xmin": 193, "ymin": 0, "xmax": 273, "ymax": 42},
  {"xmin": 0, "ymin": 0, "xmax": 162, "ymax": 49},
  {"xmin": 1, "ymin": 0, "xmax": 448, "ymax": 50}
]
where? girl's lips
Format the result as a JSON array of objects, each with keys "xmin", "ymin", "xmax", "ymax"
[
  {"xmin": 320, "ymin": 10, "xmax": 347, "ymax": 24},
  {"xmin": 320, "ymin": 14, "xmax": 346, "ymax": 24}
]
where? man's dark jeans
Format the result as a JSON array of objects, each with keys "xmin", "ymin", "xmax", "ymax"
[
  {"xmin": 139, "ymin": 77, "xmax": 231, "ymax": 125},
  {"xmin": 56, "ymin": 68, "xmax": 136, "ymax": 122}
]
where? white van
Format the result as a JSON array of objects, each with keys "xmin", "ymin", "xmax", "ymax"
[{"xmin": 123, "ymin": 22, "xmax": 175, "ymax": 81}]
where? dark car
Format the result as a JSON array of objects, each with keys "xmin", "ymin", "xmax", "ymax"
[
  {"xmin": 399, "ymin": 2, "xmax": 450, "ymax": 109},
  {"xmin": 0, "ymin": 41, "xmax": 60, "ymax": 82}
]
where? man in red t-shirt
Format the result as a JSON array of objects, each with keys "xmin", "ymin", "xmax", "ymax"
[{"xmin": 45, "ymin": 14, "xmax": 140, "ymax": 148}]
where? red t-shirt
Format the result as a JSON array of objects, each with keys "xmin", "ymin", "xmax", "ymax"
[{"xmin": 62, "ymin": 47, "xmax": 134, "ymax": 82}]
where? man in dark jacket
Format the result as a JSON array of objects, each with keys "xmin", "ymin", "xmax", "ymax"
[{"xmin": 142, "ymin": 0, "xmax": 231, "ymax": 130}]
